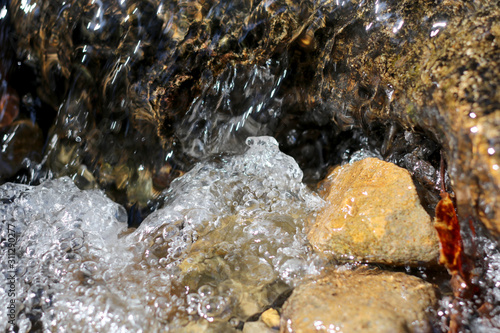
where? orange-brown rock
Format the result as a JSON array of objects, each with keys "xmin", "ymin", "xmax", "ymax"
[
  {"xmin": 281, "ymin": 269, "xmax": 438, "ymax": 333},
  {"xmin": 308, "ymin": 158, "xmax": 439, "ymax": 265}
]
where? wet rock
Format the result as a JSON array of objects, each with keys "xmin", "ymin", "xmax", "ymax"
[
  {"xmin": 0, "ymin": 85, "xmax": 19, "ymax": 128},
  {"xmin": 243, "ymin": 321, "xmax": 278, "ymax": 333},
  {"xmin": 261, "ymin": 308, "xmax": 280, "ymax": 329},
  {"xmin": 281, "ymin": 269, "xmax": 438, "ymax": 333},
  {"xmin": 0, "ymin": 120, "xmax": 43, "ymax": 181},
  {"xmin": 177, "ymin": 215, "xmax": 289, "ymax": 319},
  {"xmin": 243, "ymin": 321, "xmax": 276, "ymax": 333},
  {"xmin": 129, "ymin": 137, "xmax": 323, "ymax": 324},
  {"xmin": 309, "ymin": 0, "xmax": 500, "ymax": 239},
  {"xmin": 308, "ymin": 158, "xmax": 439, "ymax": 265}
]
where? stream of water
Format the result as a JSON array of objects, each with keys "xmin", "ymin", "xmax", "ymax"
[{"xmin": 1, "ymin": 0, "xmax": 500, "ymax": 331}]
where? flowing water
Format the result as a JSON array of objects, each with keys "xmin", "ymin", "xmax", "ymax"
[
  {"xmin": 1, "ymin": 0, "xmax": 500, "ymax": 331},
  {"xmin": 0, "ymin": 137, "xmax": 326, "ymax": 331},
  {"xmin": 2, "ymin": 137, "xmax": 500, "ymax": 332}
]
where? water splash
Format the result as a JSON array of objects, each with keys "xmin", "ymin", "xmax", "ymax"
[{"xmin": 0, "ymin": 136, "xmax": 324, "ymax": 332}]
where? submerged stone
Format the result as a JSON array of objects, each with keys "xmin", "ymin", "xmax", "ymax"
[
  {"xmin": 308, "ymin": 158, "xmax": 439, "ymax": 265},
  {"xmin": 137, "ymin": 136, "xmax": 324, "ymax": 320},
  {"xmin": 0, "ymin": 120, "xmax": 43, "ymax": 180},
  {"xmin": 281, "ymin": 269, "xmax": 439, "ymax": 333},
  {"xmin": 261, "ymin": 308, "xmax": 280, "ymax": 329}
]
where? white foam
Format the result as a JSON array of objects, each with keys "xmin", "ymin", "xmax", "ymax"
[{"xmin": 0, "ymin": 136, "xmax": 324, "ymax": 332}]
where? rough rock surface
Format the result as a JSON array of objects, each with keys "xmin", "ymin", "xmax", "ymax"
[
  {"xmin": 308, "ymin": 158, "xmax": 439, "ymax": 265},
  {"xmin": 281, "ymin": 269, "xmax": 438, "ymax": 333}
]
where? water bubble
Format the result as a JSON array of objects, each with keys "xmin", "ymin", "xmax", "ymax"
[
  {"xmin": 229, "ymin": 317, "xmax": 241, "ymax": 328},
  {"xmin": 198, "ymin": 296, "xmax": 228, "ymax": 319},
  {"xmin": 59, "ymin": 241, "xmax": 72, "ymax": 252},
  {"xmin": 115, "ymin": 206, "xmax": 128, "ymax": 223},
  {"xmin": 198, "ymin": 285, "xmax": 215, "ymax": 297},
  {"xmin": 70, "ymin": 237, "xmax": 84, "ymax": 250},
  {"xmin": 186, "ymin": 292, "xmax": 200, "ymax": 305},
  {"xmin": 154, "ymin": 297, "xmax": 169, "ymax": 309},
  {"xmin": 159, "ymin": 257, "xmax": 169, "ymax": 267},
  {"xmin": 162, "ymin": 224, "xmax": 179, "ymax": 241},
  {"xmin": 80, "ymin": 261, "xmax": 98, "ymax": 275}
]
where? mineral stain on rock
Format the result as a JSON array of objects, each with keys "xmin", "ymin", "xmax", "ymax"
[{"xmin": 308, "ymin": 157, "xmax": 439, "ymax": 266}]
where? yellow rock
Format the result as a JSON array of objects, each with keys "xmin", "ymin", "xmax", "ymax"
[
  {"xmin": 308, "ymin": 158, "xmax": 439, "ymax": 265},
  {"xmin": 281, "ymin": 269, "xmax": 438, "ymax": 333},
  {"xmin": 261, "ymin": 308, "xmax": 280, "ymax": 329}
]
